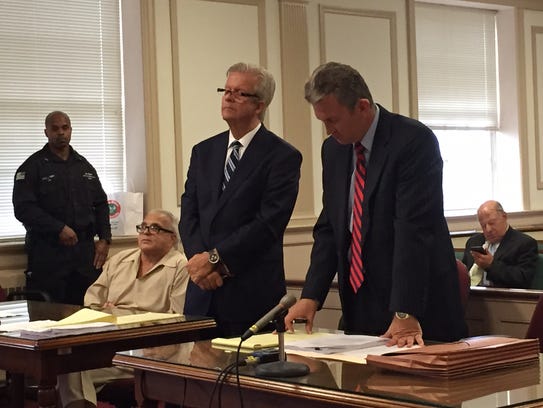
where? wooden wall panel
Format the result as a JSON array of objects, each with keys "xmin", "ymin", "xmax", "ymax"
[{"xmin": 320, "ymin": 6, "xmax": 399, "ymax": 112}]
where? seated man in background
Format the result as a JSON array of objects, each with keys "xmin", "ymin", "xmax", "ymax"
[
  {"xmin": 58, "ymin": 209, "xmax": 189, "ymax": 408},
  {"xmin": 463, "ymin": 200, "xmax": 538, "ymax": 288}
]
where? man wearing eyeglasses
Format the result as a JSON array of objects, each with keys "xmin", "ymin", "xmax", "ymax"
[
  {"xmin": 58, "ymin": 209, "xmax": 188, "ymax": 408},
  {"xmin": 180, "ymin": 62, "xmax": 302, "ymax": 337},
  {"xmin": 83, "ymin": 209, "xmax": 188, "ymax": 312}
]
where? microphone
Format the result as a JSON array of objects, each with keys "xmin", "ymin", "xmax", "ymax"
[{"xmin": 241, "ymin": 293, "xmax": 297, "ymax": 341}]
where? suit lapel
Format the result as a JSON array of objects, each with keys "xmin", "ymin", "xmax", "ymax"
[
  {"xmin": 208, "ymin": 132, "xmax": 229, "ymax": 203},
  {"xmin": 493, "ymin": 227, "xmax": 513, "ymax": 259},
  {"xmin": 327, "ymin": 140, "xmax": 353, "ymax": 253},
  {"xmin": 362, "ymin": 106, "xmax": 392, "ymax": 238},
  {"xmin": 364, "ymin": 106, "xmax": 391, "ymax": 200},
  {"xmin": 217, "ymin": 126, "xmax": 269, "ymax": 208}
]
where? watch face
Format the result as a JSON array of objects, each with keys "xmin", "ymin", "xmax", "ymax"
[
  {"xmin": 209, "ymin": 253, "xmax": 219, "ymax": 264},
  {"xmin": 395, "ymin": 312, "xmax": 409, "ymax": 319}
]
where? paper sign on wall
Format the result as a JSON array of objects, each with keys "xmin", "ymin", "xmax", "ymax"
[{"xmin": 108, "ymin": 192, "xmax": 144, "ymax": 236}]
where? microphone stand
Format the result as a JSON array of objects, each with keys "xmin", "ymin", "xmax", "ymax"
[{"xmin": 254, "ymin": 310, "xmax": 309, "ymax": 378}]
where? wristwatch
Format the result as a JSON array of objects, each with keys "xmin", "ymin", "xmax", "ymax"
[
  {"xmin": 208, "ymin": 248, "xmax": 220, "ymax": 265},
  {"xmin": 395, "ymin": 312, "xmax": 410, "ymax": 320}
]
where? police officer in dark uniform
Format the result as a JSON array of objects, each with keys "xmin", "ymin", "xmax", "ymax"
[{"xmin": 12, "ymin": 111, "xmax": 112, "ymax": 305}]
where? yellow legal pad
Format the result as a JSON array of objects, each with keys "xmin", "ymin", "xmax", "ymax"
[
  {"xmin": 55, "ymin": 308, "xmax": 182, "ymax": 326},
  {"xmin": 1, "ymin": 309, "xmax": 182, "ymax": 337},
  {"xmin": 115, "ymin": 311, "xmax": 181, "ymax": 325},
  {"xmin": 55, "ymin": 309, "xmax": 116, "ymax": 326},
  {"xmin": 212, "ymin": 331, "xmax": 326, "ymax": 351}
]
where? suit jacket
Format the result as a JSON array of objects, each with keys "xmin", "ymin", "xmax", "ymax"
[
  {"xmin": 180, "ymin": 125, "xmax": 302, "ymax": 332},
  {"xmin": 301, "ymin": 105, "xmax": 467, "ymax": 342},
  {"xmin": 462, "ymin": 227, "xmax": 538, "ymax": 288}
]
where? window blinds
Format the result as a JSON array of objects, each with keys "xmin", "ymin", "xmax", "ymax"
[
  {"xmin": 416, "ymin": 2, "xmax": 498, "ymax": 129},
  {"xmin": 0, "ymin": 0, "xmax": 125, "ymax": 237}
]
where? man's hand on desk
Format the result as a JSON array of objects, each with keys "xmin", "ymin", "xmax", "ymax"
[
  {"xmin": 284, "ymin": 298, "xmax": 319, "ymax": 334},
  {"xmin": 382, "ymin": 314, "xmax": 424, "ymax": 348}
]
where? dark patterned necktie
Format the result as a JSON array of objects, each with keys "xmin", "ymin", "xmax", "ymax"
[
  {"xmin": 222, "ymin": 141, "xmax": 242, "ymax": 190},
  {"xmin": 350, "ymin": 142, "xmax": 366, "ymax": 292}
]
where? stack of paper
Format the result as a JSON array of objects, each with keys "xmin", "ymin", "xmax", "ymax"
[
  {"xmin": 212, "ymin": 332, "xmax": 325, "ymax": 351},
  {"xmin": 212, "ymin": 332, "xmax": 411, "ymax": 363},
  {"xmin": 0, "ymin": 308, "xmax": 182, "ymax": 337},
  {"xmin": 366, "ymin": 336, "xmax": 540, "ymax": 378},
  {"xmin": 364, "ymin": 359, "xmax": 540, "ymax": 405},
  {"xmin": 0, "ymin": 301, "xmax": 30, "ymax": 325}
]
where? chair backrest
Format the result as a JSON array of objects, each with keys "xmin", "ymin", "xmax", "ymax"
[
  {"xmin": 456, "ymin": 259, "xmax": 470, "ymax": 311},
  {"xmin": 6, "ymin": 289, "xmax": 51, "ymax": 302},
  {"xmin": 96, "ymin": 378, "xmax": 135, "ymax": 407},
  {"xmin": 526, "ymin": 295, "xmax": 543, "ymax": 352},
  {"xmin": 454, "ymin": 248, "xmax": 464, "ymax": 261}
]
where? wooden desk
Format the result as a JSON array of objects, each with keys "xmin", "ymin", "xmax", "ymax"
[
  {"xmin": 465, "ymin": 287, "xmax": 542, "ymax": 337},
  {"xmin": 0, "ymin": 300, "xmax": 215, "ymax": 408},
  {"xmin": 113, "ymin": 340, "xmax": 543, "ymax": 408}
]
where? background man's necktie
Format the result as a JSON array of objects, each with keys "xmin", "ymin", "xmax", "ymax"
[
  {"xmin": 350, "ymin": 142, "xmax": 366, "ymax": 292},
  {"xmin": 469, "ymin": 241, "xmax": 490, "ymax": 286},
  {"xmin": 469, "ymin": 263, "xmax": 483, "ymax": 286},
  {"xmin": 222, "ymin": 141, "xmax": 241, "ymax": 190}
]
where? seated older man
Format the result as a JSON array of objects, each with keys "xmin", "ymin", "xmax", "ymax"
[
  {"xmin": 463, "ymin": 200, "xmax": 538, "ymax": 288},
  {"xmin": 58, "ymin": 209, "xmax": 189, "ymax": 408}
]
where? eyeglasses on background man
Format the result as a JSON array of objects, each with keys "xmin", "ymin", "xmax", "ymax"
[{"xmin": 136, "ymin": 223, "xmax": 175, "ymax": 235}]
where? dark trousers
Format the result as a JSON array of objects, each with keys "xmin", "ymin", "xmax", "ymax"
[{"xmin": 25, "ymin": 236, "xmax": 100, "ymax": 305}]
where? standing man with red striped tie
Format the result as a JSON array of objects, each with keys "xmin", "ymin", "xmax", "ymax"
[{"xmin": 285, "ymin": 62, "xmax": 467, "ymax": 346}]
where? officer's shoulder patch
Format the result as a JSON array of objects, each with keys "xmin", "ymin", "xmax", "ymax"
[
  {"xmin": 15, "ymin": 171, "xmax": 25, "ymax": 181},
  {"xmin": 82, "ymin": 172, "xmax": 97, "ymax": 181}
]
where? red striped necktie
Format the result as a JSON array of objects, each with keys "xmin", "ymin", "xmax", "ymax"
[{"xmin": 350, "ymin": 142, "xmax": 366, "ymax": 293}]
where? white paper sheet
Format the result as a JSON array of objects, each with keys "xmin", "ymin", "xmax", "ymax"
[{"xmin": 285, "ymin": 332, "xmax": 420, "ymax": 364}]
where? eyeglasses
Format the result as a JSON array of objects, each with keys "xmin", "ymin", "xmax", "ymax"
[
  {"xmin": 217, "ymin": 88, "xmax": 259, "ymax": 100},
  {"xmin": 136, "ymin": 223, "xmax": 175, "ymax": 235}
]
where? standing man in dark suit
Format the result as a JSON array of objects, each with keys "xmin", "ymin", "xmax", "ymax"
[
  {"xmin": 463, "ymin": 200, "xmax": 538, "ymax": 288},
  {"xmin": 285, "ymin": 62, "xmax": 467, "ymax": 346},
  {"xmin": 180, "ymin": 62, "xmax": 302, "ymax": 337}
]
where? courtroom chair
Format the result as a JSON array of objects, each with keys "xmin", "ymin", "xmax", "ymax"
[
  {"xmin": 526, "ymin": 294, "xmax": 543, "ymax": 353},
  {"xmin": 6, "ymin": 289, "xmax": 51, "ymax": 302},
  {"xmin": 96, "ymin": 378, "xmax": 136, "ymax": 408},
  {"xmin": 454, "ymin": 248, "xmax": 464, "ymax": 261},
  {"xmin": 456, "ymin": 259, "xmax": 470, "ymax": 312}
]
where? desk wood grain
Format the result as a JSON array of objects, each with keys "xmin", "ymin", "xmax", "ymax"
[{"xmin": 0, "ymin": 301, "xmax": 216, "ymax": 408}]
